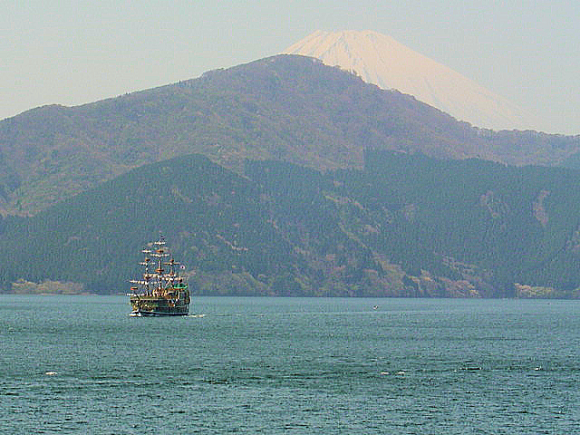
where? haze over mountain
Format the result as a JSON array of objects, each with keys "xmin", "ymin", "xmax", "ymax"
[
  {"xmin": 1, "ymin": 55, "xmax": 579, "ymax": 216},
  {"xmin": 283, "ymin": 30, "xmax": 538, "ymax": 132}
]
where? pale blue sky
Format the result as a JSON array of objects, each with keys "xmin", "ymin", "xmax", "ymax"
[{"xmin": 2, "ymin": 0, "xmax": 578, "ymax": 134}]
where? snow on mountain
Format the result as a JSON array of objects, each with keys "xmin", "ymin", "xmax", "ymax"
[{"xmin": 283, "ymin": 30, "xmax": 535, "ymax": 131}]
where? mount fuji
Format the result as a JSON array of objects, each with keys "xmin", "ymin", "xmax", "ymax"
[{"xmin": 283, "ymin": 30, "xmax": 535, "ymax": 131}]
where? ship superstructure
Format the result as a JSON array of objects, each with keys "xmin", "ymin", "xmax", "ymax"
[{"xmin": 129, "ymin": 237, "xmax": 190, "ymax": 316}]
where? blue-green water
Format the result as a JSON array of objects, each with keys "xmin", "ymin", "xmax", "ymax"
[{"xmin": 1, "ymin": 296, "xmax": 580, "ymax": 434}]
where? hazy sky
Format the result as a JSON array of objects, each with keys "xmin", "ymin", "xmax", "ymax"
[{"xmin": 2, "ymin": 0, "xmax": 578, "ymax": 134}]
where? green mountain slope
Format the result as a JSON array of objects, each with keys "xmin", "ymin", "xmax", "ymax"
[
  {"xmin": 2, "ymin": 152, "xmax": 580, "ymax": 297},
  {"xmin": 1, "ymin": 55, "xmax": 579, "ymax": 215}
]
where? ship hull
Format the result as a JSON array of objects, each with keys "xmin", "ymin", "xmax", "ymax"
[
  {"xmin": 130, "ymin": 310, "xmax": 188, "ymax": 317},
  {"xmin": 130, "ymin": 296, "xmax": 189, "ymax": 317}
]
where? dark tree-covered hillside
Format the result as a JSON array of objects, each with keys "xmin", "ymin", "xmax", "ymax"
[{"xmin": 2, "ymin": 152, "xmax": 580, "ymax": 298}]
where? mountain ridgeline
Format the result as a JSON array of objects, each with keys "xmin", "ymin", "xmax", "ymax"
[
  {"xmin": 283, "ymin": 30, "xmax": 534, "ymax": 131},
  {"xmin": 2, "ymin": 152, "xmax": 580, "ymax": 298},
  {"xmin": 1, "ymin": 55, "xmax": 579, "ymax": 215}
]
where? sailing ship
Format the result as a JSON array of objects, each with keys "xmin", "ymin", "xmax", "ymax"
[{"xmin": 129, "ymin": 237, "xmax": 190, "ymax": 316}]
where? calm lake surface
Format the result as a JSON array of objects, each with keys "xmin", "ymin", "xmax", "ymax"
[{"xmin": 1, "ymin": 296, "xmax": 579, "ymax": 434}]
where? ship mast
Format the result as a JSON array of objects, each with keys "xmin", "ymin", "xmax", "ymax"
[
  {"xmin": 165, "ymin": 257, "xmax": 181, "ymax": 286},
  {"xmin": 152, "ymin": 237, "xmax": 169, "ymax": 289},
  {"xmin": 131, "ymin": 236, "xmax": 185, "ymax": 294},
  {"xmin": 141, "ymin": 249, "xmax": 153, "ymax": 293},
  {"xmin": 130, "ymin": 248, "xmax": 154, "ymax": 294}
]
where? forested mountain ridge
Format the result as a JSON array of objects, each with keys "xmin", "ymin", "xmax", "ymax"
[
  {"xmin": 1, "ymin": 55, "xmax": 579, "ymax": 215},
  {"xmin": 2, "ymin": 152, "xmax": 580, "ymax": 298}
]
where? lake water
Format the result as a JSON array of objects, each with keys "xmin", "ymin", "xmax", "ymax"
[{"xmin": 1, "ymin": 296, "xmax": 580, "ymax": 434}]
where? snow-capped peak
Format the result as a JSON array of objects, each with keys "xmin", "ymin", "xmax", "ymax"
[{"xmin": 283, "ymin": 30, "xmax": 534, "ymax": 131}]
